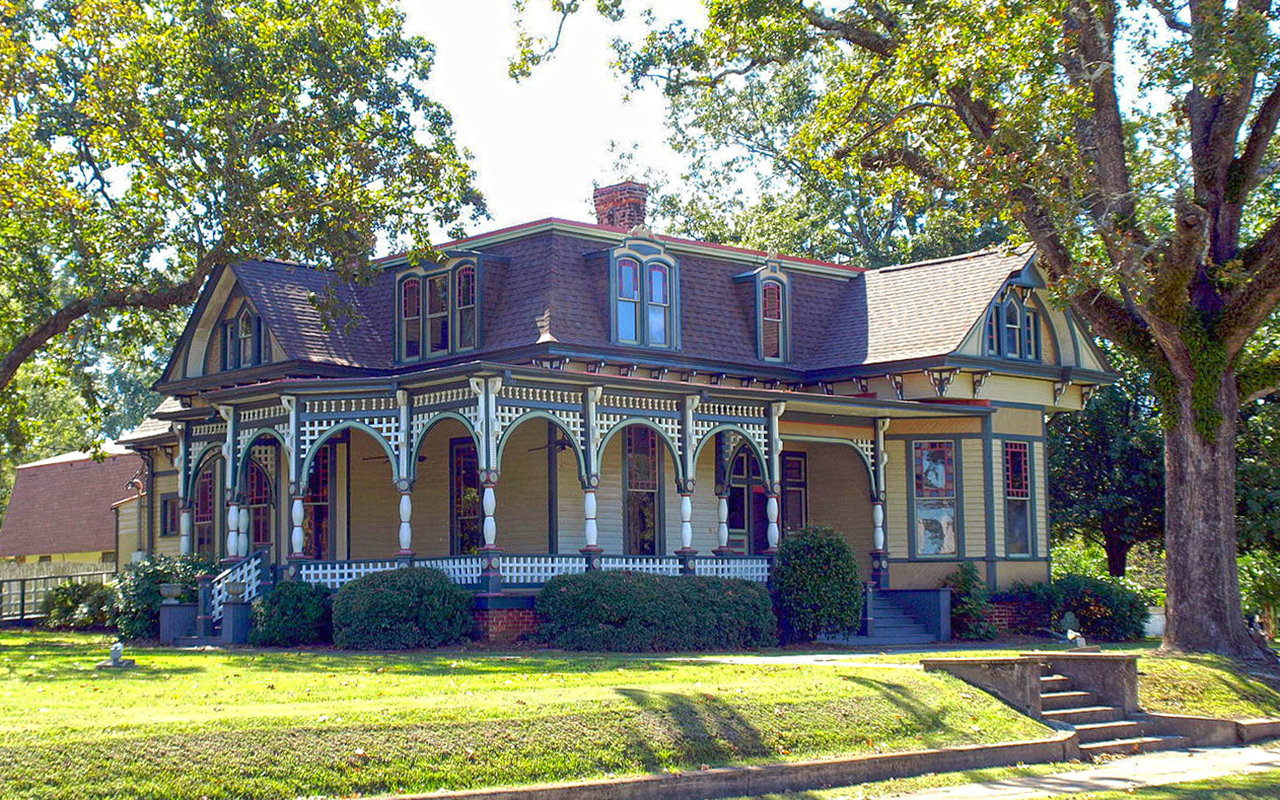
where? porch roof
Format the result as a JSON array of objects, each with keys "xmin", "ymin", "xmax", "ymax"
[{"xmin": 152, "ymin": 360, "xmax": 993, "ymax": 422}]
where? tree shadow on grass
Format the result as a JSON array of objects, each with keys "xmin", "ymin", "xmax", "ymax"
[
  {"xmin": 615, "ymin": 687, "xmax": 774, "ymax": 772},
  {"xmin": 839, "ymin": 674, "xmax": 944, "ymax": 725}
]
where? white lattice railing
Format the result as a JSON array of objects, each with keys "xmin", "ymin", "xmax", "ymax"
[
  {"xmin": 297, "ymin": 559, "xmax": 398, "ymax": 589},
  {"xmin": 599, "ymin": 556, "xmax": 682, "ymax": 576},
  {"xmin": 211, "ymin": 551, "xmax": 268, "ymax": 622},
  {"xmin": 500, "ymin": 555, "xmax": 586, "ymax": 585},
  {"xmin": 415, "ymin": 556, "xmax": 484, "ymax": 586},
  {"xmin": 692, "ymin": 557, "xmax": 771, "ymax": 582}
]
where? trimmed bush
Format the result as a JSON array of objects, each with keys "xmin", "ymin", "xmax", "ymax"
[
  {"xmin": 331, "ymin": 567, "xmax": 473, "ymax": 650},
  {"xmin": 42, "ymin": 581, "xmax": 115, "ymax": 630},
  {"xmin": 942, "ymin": 563, "xmax": 998, "ymax": 640},
  {"xmin": 249, "ymin": 581, "xmax": 332, "ymax": 646},
  {"xmin": 112, "ymin": 554, "xmax": 218, "ymax": 640},
  {"xmin": 770, "ymin": 527, "xmax": 862, "ymax": 643},
  {"xmin": 1009, "ymin": 575, "xmax": 1148, "ymax": 642},
  {"xmin": 536, "ymin": 571, "xmax": 777, "ymax": 651}
]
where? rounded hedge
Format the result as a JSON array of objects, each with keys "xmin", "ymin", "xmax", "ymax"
[
  {"xmin": 942, "ymin": 562, "xmax": 998, "ymax": 640},
  {"xmin": 249, "ymin": 580, "xmax": 332, "ymax": 646},
  {"xmin": 1005, "ymin": 575, "xmax": 1149, "ymax": 641},
  {"xmin": 331, "ymin": 567, "xmax": 474, "ymax": 650},
  {"xmin": 42, "ymin": 581, "xmax": 115, "ymax": 630},
  {"xmin": 536, "ymin": 570, "xmax": 777, "ymax": 651},
  {"xmin": 770, "ymin": 527, "xmax": 862, "ymax": 643}
]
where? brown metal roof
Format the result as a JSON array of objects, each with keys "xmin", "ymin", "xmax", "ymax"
[{"xmin": 0, "ymin": 451, "xmax": 142, "ymax": 557}]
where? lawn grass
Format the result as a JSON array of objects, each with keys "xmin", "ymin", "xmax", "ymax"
[
  {"xmin": 0, "ymin": 631, "xmax": 1050, "ymax": 800},
  {"xmin": 1042, "ymin": 768, "xmax": 1280, "ymax": 798},
  {"xmin": 728, "ymin": 761, "xmax": 1092, "ymax": 799},
  {"xmin": 804, "ymin": 640, "xmax": 1280, "ymax": 721}
]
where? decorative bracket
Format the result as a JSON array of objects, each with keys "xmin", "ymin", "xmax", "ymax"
[
  {"xmin": 886, "ymin": 374, "xmax": 906, "ymax": 401},
  {"xmin": 925, "ymin": 368, "xmax": 959, "ymax": 397},
  {"xmin": 972, "ymin": 370, "xmax": 992, "ymax": 398},
  {"xmin": 855, "ymin": 377, "xmax": 869, "ymax": 394},
  {"xmin": 650, "ymin": 366, "xmax": 669, "ymax": 380},
  {"xmin": 1053, "ymin": 379, "xmax": 1072, "ymax": 405},
  {"xmin": 1081, "ymin": 384, "xmax": 1099, "ymax": 405}
]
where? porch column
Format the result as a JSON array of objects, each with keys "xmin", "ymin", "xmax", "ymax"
[
  {"xmin": 237, "ymin": 506, "xmax": 250, "ymax": 558},
  {"xmin": 224, "ymin": 501, "xmax": 240, "ymax": 563},
  {"xmin": 713, "ymin": 492, "xmax": 733, "ymax": 555},
  {"xmin": 765, "ymin": 494, "xmax": 780, "ymax": 552},
  {"xmin": 764, "ymin": 401, "xmax": 785, "ymax": 554},
  {"xmin": 580, "ymin": 475, "xmax": 603, "ymax": 569},
  {"xmin": 871, "ymin": 417, "xmax": 891, "ymax": 588},
  {"xmin": 479, "ymin": 471, "xmax": 502, "ymax": 594},
  {"xmin": 289, "ymin": 494, "xmax": 307, "ymax": 559},
  {"xmin": 179, "ymin": 507, "xmax": 193, "ymax": 556},
  {"xmin": 675, "ymin": 480, "xmax": 697, "ymax": 575},
  {"xmin": 397, "ymin": 490, "xmax": 414, "ymax": 560}
]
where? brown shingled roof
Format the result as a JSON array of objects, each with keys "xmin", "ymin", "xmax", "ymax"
[{"xmin": 0, "ymin": 450, "xmax": 142, "ymax": 557}]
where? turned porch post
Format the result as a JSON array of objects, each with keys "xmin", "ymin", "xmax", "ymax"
[
  {"xmin": 179, "ymin": 508, "xmax": 193, "ymax": 557},
  {"xmin": 870, "ymin": 417, "xmax": 890, "ymax": 588},
  {"xmin": 764, "ymin": 402, "xmax": 786, "ymax": 554},
  {"xmin": 395, "ymin": 389, "xmax": 414, "ymax": 564},
  {"xmin": 712, "ymin": 432, "xmax": 734, "ymax": 555},
  {"xmin": 289, "ymin": 495, "xmax": 306, "ymax": 558},
  {"xmin": 397, "ymin": 490, "xmax": 414, "ymax": 559},
  {"xmin": 472, "ymin": 376, "xmax": 504, "ymax": 593},
  {"xmin": 580, "ymin": 387, "xmax": 604, "ymax": 569}
]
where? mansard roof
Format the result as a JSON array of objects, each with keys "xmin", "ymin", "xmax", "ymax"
[{"xmin": 156, "ymin": 218, "xmax": 1047, "ymax": 392}]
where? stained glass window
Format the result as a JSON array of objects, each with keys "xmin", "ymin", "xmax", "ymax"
[
  {"xmin": 914, "ymin": 441, "xmax": 957, "ymax": 556},
  {"xmin": 1004, "ymin": 442, "xmax": 1031, "ymax": 556}
]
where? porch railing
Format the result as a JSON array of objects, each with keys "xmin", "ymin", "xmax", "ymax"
[
  {"xmin": 501, "ymin": 554, "xmax": 587, "ymax": 586},
  {"xmin": 0, "ymin": 570, "xmax": 115, "ymax": 623},
  {"xmin": 297, "ymin": 558, "xmax": 400, "ymax": 589},
  {"xmin": 599, "ymin": 556, "xmax": 682, "ymax": 576},
  {"xmin": 210, "ymin": 550, "xmax": 269, "ymax": 622},
  {"xmin": 692, "ymin": 556, "xmax": 771, "ymax": 582},
  {"xmin": 414, "ymin": 556, "xmax": 484, "ymax": 586}
]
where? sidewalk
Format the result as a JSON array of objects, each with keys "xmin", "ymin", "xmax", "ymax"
[{"xmin": 892, "ymin": 744, "xmax": 1280, "ymax": 799}]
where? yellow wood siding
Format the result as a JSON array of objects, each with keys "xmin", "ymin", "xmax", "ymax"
[
  {"xmin": 991, "ymin": 439, "xmax": 1005, "ymax": 558},
  {"xmin": 780, "ymin": 440, "xmax": 874, "ymax": 576},
  {"xmin": 892, "ymin": 561, "xmax": 966, "ymax": 588},
  {"xmin": 115, "ymin": 498, "xmax": 140, "ymax": 558},
  {"xmin": 555, "ymin": 446, "xmax": 585, "ymax": 551},
  {"xmin": 996, "ymin": 560, "xmax": 1050, "ymax": 588},
  {"xmin": 347, "ymin": 432, "xmax": 399, "ymax": 558},
  {"xmin": 992, "ymin": 408, "xmax": 1044, "ymax": 436},
  {"xmin": 961, "ymin": 439, "xmax": 987, "ymax": 558},
  {"xmin": 492, "ymin": 421, "xmax": 550, "ymax": 553},
  {"xmin": 1033, "ymin": 441, "xmax": 1048, "ymax": 558},
  {"xmin": 889, "ymin": 418, "xmax": 982, "ymax": 436},
  {"xmin": 885, "ymin": 439, "xmax": 908, "ymax": 556}
]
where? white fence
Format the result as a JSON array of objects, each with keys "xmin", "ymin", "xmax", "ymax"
[
  {"xmin": 501, "ymin": 555, "xmax": 587, "ymax": 585},
  {"xmin": 210, "ymin": 552, "xmax": 267, "ymax": 621},
  {"xmin": 415, "ymin": 556, "xmax": 484, "ymax": 585},
  {"xmin": 297, "ymin": 559, "xmax": 399, "ymax": 590},
  {"xmin": 692, "ymin": 557, "xmax": 771, "ymax": 582},
  {"xmin": 599, "ymin": 556, "xmax": 682, "ymax": 576}
]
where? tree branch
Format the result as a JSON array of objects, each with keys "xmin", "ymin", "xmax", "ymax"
[
  {"xmin": 798, "ymin": 4, "xmax": 895, "ymax": 57},
  {"xmin": 1228, "ymin": 81, "xmax": 1280, "ymax": 205},
  {"xmin": 858, "ymin": 146, "xmax": 955, "ymax": 190},
  {"xmin": 1146, "ymin": 0, "xmax": 1192, "ymax": 32},
  {"xmin": 1220, "ymin": 214, "xmax": 1280, "ymax": 352}
]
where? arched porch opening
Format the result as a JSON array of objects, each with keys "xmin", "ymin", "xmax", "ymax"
[
  {"xmin": 237, "ymin": 432, "xmax": 286, "ymax": 561},
  {"xmin": 595, "ymin": 419, "xmax": 684, "ymax": 556},
  {"xmin": 693, "ymin": 431, "xmax": 771, "ymax": 555},
  {"xmin": 409, "ymin": 415, "xmax": 481, "ymax": 557},
  {"xmin": 495, "ymin": 413, "xmax": 584, "ymax": 554},
  {"xmin": 189, "ymin": 451, "xmax": 223, "ymax": 561},
  {"xmin": 779, "ymin": 436, "xmax": 876, "ymax": 578}
]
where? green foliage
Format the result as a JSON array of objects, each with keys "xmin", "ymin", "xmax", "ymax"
[
  {"xmin": 769, "ymin": 526, "xmax": 862, "ymax": 643},
  {"xmin": 1011, "ymin": 575, "xmax": 1150, "ymax": 642},
  {"xmin": 249, "ymin": 581, "xmax": 332, "ymax": 647},
  {"xmin": 111, "ymin": 554, "xmax": 217, "ymax": 641},
  {"xmin": 0, "ymin": 0, "xmax": 484, "ymax": 440},
  {"xmin": 1237, "ymin": 396, "xmax": 1280, "ymax": 552},
  {"xmin": 536, "ymin": 571, "xmax": 778, "ymax": 652},
  {"xmin": 1051, "ymin": 537, "xmax": 1166, "ymax": 607},
  {"xmin": 1048, "ymin": 346, "xmax": 1164, "ymax": 576},
  {"xmin": 1239, "ymin": 551, "xmax": 1280, "ymax": 618},
  {"xmin": 331, "ymin": 568, "xmax": 473, "ymax": 650},
  {"xmin": 41, "ymin": 581, "xmax": 115, "ymax": 630},
  {"xmin": 941, "ymin": 563, "xmax": 997, "ymax": 641}
]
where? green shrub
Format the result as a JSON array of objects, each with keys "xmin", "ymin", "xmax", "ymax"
[
  {"xmin": 331, "ymin": 567, "xmax": 473, "ymax": 650},
  {"xmin": 1051, "ymin": 538, "xmax": 1166, "ymax": 606},
  {"xmin": 1027, "ymin": 574, "xmax": 1148, "ymax": 642},
  {"xmin": 42, "ymin": 581, "xmax": 115, "ymax": 630},
  {"xmin": 942, "ymin": 563, "xmax": 997, "ymax": 640},
  {"xmin": 1239, "ymin": 551, "xmax": 1280, "ymax": 619},
  {"xmin": 249, "ymin": 581, "xmax": 332, "ymax": 646},
  {"xmin": 770, "ymin": 527, "xmax": 862, "ymax": 643},
  {"xmin": 536, "ymin": 571, "xmax": 777, "ymax": 651},
  {"xmin": 112, "ymin": 554, "xmax": 218, "ymax": 640}
]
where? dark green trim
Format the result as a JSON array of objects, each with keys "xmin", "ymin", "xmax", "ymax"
[
  {"xmin": 547, "ymin": 421, "xmax": 559, "ymax": 554},
  {"xmin": 904, "ymin": 437, "xmax": 964, "ymax": 560},
  {"xmin": 982, "ymin": 416, "xmax": 997, "ymax": 589}
]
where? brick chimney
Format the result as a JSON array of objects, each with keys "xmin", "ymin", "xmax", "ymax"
[{"xmin": 593, "ymin": 181, "xmax": 649, "ymax": 229}]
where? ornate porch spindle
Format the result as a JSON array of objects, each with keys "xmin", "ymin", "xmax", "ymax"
[
  {"xmin": 870, "ymin": 417, "xmax": 891, "ymax": 587},
  {"xmin": 472, "ymin": 375, "xmax": 504, "ymax": 594},
  {"xmin": 397, "ymin": 491, "xmax": 414, "ymax": 561},
  {"xmin": 395, "ymin": 389, "xmax": 414, "ymax": 565},
  {"xmin": 237, "ymin": 506, "xmax": 250, "ymax": 558},
  {"xmin": 290, "ymin": 495, "xmax": 306, "ymax": 558},
  {"xmin": 580, "ymin": 387, "xmax": 603, "ymax": 570},
  {"xmin": 225, "ymin": 500, "xmax": 240, "ymax": 562},
  {"xmin": 580, "ymin": 477, "xmax": 603, "ymax": 569},
  {"xmin": 764, "ymin": 402, "xmax": 786, "ymax": 554},
  {"xmin": 179, "ymin": 507, "xmax": 193, "ymax": 556},
  {"xmin": 712, "ymin": 433, "xmax": 734, "ymax": 555}
]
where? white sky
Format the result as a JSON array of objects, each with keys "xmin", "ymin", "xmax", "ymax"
[{"xmin": 402, "ymin": 0, "xmax": 706, "ymax": 234}]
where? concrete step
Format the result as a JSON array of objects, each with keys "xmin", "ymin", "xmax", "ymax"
[
  {"xmin": 838, "ymin": 634, "xmax": 938, "ymax": 646},
  {"xmin": 1079, "ymin": 735, "xmax": 1192, "ymax": 759},
  {"xmin": 1074, "ymin": 720, "xmax": 1145, "ymax": 744},
  {"xmin": 1040, "ymin": 674, "xmax": 1071, "ymax": 691},
  {"xmin": 1041, "ymin": 705, "xmax": 1124, "ymax": 725},
  {"xmin": 1040, "ymin": 690, "xmax": 1096, "ymax": 710},
  {"xmin": 872, "ymin": 622, "xmax": 929, "ymax": 634}
]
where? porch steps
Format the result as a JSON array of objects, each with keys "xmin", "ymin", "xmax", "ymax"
[
  {"xmin": 825, "ymin": 593, "xmax": 937, "ymax": 647},
  {"xmin": 1036, "ymin": 668, "xmax": 1189, "ymax": 760}
]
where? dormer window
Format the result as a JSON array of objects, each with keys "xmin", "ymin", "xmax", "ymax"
[
  {"xmin": 401, "ymin": 277, "xmax": 422, "ymax": 360},
  {"xmin": 397, "ymin": 258, "xmax": 482, "ymax": 363},
  {"xmin": 220, "ymin": 307, "xmax": 265, "ymax": 371},
  {"xmin": 608, "ymin": 241, "xmax": 680, "ymax": 348},
  {"xmin": 761, "ymin": 280, "xmax": 785, "ymax": 360},
  {"xmin": 984, "ymin": 289, "xmax": 1041, "ymax": 361}
]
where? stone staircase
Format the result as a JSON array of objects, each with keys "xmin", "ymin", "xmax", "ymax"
[
  {"xmin": 826, "ymin": 591, "xmax": 938, "ymax": 647},
  {"xmin": 1036, "ymin": 662, "xmax": 1190, "ymax": 759}
]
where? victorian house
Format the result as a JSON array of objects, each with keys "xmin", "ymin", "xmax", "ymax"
[{"xmin": 117, "ymin": 181, "xmax": 1111, "ymax": 642}]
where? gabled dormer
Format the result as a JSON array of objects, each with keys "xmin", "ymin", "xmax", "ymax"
[
  {"xmin": 394, "ymin": 252, "xmax": 482, "ymax": 364},
  {"xmin": 734, "ymin": 259, "xmax": 791, "ymax": 362},
  {"xmin": 604, "ymin": 229, "xmax": 681, "ymax": 350}
]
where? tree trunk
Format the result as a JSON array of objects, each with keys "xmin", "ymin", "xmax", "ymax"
[
  {"xmin": 1161, "ymin": 371, "xmax": 1266, "ymax": 658},
  {"xmin": 1103, "ymin": 536, "xmax": 1131, "ymax": 577}
]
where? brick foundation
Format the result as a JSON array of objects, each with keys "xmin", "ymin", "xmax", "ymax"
[
  {"xmin": 985, "ymin": 599, "xmax": 1049, "ymax": 634},
  {"xmin": 473, "ymin": 607, "xmax": 541, "ymax": 644}
]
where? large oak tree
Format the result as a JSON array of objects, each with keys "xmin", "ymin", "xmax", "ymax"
[
  {"xmin": 0, "ymin": 0, "xmax": 483, "ymax": 439},
  {"xmin": 519, "ymin": 0, "xmax": 1280, "ymax": 656}
]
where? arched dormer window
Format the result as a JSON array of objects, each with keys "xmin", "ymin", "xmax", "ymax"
[
  {"xmin": 761, "ymin": 279, "xmax": 786, "ymax": 360},
  {"xmin": 396, "ymin": 257, "xmax": 483, "ymax": 363},
  {"xmin": 401, "ymin": 276, "xmax": 422, "ymax": 360},
  {"xmin": 984, "ymin": 289, "xmax": 1041, "ymax": 361},
  {"xmin": 220, "ymin": 306, "xmax": 265, "ymax": 371},
  {"xmin": 608, "ymin": 238, "xmax": 680, "ymax": 348}
]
